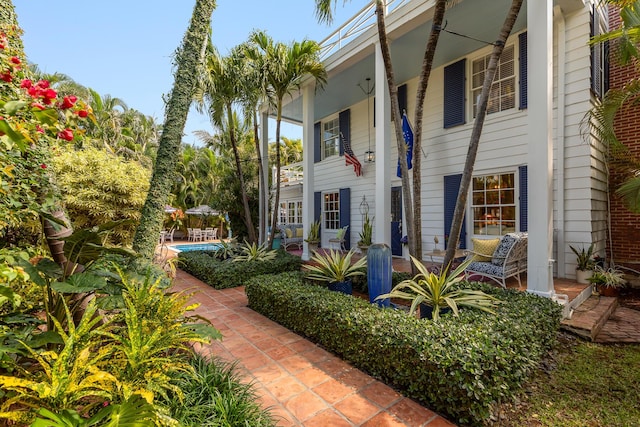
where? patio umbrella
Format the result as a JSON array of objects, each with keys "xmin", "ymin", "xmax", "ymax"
[{"xmin": 185, "ymin": 205, "xmax": 219, "ymax": 217}]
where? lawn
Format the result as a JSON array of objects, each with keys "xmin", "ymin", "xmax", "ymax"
[{"xmin": 492, "ymin": 333, "xmax": 640, "ymax": 426}]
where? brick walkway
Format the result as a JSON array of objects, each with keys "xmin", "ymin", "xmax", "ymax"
[{"xmin": 172, "ymin": 269, "xmax": 455, "ymax": 427}]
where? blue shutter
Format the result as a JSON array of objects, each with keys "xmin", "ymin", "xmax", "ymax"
[
  {"xmin": 339, "ymin": 109, "xmax": 350, "ymax": 156},
  {"xmin": 444, "ymin": 174, "xmax": 466, "ymax": 249},
  {"xmin": 339, "ymin": 188, "xmax": 351, "ymax": 250},
  {"xmin": 314, "ymin": 191, "xmax": 322, "ymax": 247},
  {"xmin": 398, "ymin": 84, "xmax": 408, "ymax": 115},
  {"xmin": 519, "ymin": 32, "xmax": 528, "ymax": 110},
  {"xmin": 314, "ymin": 122, "xmax": 321, "ymax": 163},
  {"xmin": 519, "ymin": 165, "xmax": 528, "ymax": 232},
  {"xmin": 443, "ymin": 59, "xmax": 466, "ymax": 128}
]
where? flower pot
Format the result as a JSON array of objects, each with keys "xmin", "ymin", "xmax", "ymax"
[
  {"xmin": 576, "ymin": 269, "xmax": 593, "ymax": 285},
  {"xmin": 598, "ymin": 285, "xmax": 620, "ymax": 297},
  {"xmin": 358, "ymin": 245, "xmax": 369, "ymax": 256},
  {"xmin": 420, "ymin": 304, "xmax": 452, "ymax": 320},
  {"xmin": 271, "ymin": 237, "xmax": 281, "ymax": 250},
  {"xmin": 307, "ymin": 242, "xmax": 319, "ymax": 253},
  {"xmin": 328, "ymin": 280, "xmax": 352, "ymax": 295}
]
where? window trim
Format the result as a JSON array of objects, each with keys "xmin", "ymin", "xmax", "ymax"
[
  {"xmin": 323, "ymin": 191, "xmax": 340, "ymax": 231},
  {"xmin": 468, "ymin": 168, "xmax": 521, "ymax": 238},
  {"xmin": 321, "ymin": 115, "xmax": 340, "ymax": 160}
]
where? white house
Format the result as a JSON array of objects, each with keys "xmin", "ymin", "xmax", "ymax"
[{"xmin": 261, "ymin": 0, "xmax": 609, "ymax": 305}]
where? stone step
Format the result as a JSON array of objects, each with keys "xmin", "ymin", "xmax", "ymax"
[{"xmin": 561, "ymin": 295, "xmax": 618, "ymax": 341}]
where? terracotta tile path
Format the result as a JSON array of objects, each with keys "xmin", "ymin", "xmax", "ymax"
[{"xmin": 172, "ymin": 269, "xmax": 456, "ymax": 427}]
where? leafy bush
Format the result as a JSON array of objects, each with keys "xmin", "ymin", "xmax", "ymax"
[
  {"xmin": 178, "ymin": 250, "xmax": 302, "ymax": 289},
  {"xmin": 159, "ymin": 353, "xmax": 277, "ymax": 426},
  {"xmin": 245, "ymin": 273, "xmax": 562, "ymax": 425}
]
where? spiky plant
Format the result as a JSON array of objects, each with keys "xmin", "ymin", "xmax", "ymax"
[
  {"xmin": 304, "ymin": 249, "xmax": 366, "ymax": 284},
  {"xmin": 232, "ymin": 241, "xmax": 277, "ymax": 262}
]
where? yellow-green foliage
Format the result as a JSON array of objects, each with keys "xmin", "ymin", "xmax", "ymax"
[{"xmin": 51, "ymin": 147, "xmax": 151, "ymax": 246}]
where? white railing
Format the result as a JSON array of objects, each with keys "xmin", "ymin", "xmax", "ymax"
[
  {"xmin": 319, "ymin": 0, "xmax": 410, "ymax": 60},
  {"xmin": 273, "ymin": 163, "xmax": 303, "ymax": 189}
]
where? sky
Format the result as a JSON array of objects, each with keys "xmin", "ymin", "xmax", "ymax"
[{"xmin": 14, "ymin": 1, "xmax": 366, "ymax": 146}]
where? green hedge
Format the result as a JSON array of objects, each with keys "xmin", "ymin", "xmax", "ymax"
[
  {"xmin": 245, "ymin": 272, "xmax": 562, "ymax": 425},
  {"xmin": 177, "ymin": 250, "xmax": 302, "ymax": 289}
]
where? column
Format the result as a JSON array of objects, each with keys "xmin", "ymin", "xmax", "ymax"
[
  {"xmin": 302, "ymin": 83, "xmax": 315, "ymax": 260},
  {"xmin": 374, "ymin": 41, "xmax": 391, "ymax": 247}
]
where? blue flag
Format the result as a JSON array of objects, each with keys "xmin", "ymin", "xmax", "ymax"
[{"xmin": 396, "ymin": 113, "xmax": 414, "ymax": 177}]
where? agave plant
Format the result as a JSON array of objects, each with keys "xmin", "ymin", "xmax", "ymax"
[
  {"xmin": 232, "ymin": 241, "xmax": 277, "ymax": 262},
  {"xmin": 304, "ymin": 249, "xmax": 367, "ymax": 284},
  {"xmin": 376, "ymin": 257, "xmax": 499, "ymax": 321}
]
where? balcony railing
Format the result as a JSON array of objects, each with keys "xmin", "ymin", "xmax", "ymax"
[
  {"xmin": 319, "ymin": 0, "xmax": 409, "ymax": 60},
  {"xmin": 273, "ymin": 162, "xmax": 303, "ymax": 189}
]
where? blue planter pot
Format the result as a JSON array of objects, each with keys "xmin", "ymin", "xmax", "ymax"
[
  {"xmin": 420, "ymin": 304, "xmax": 452, "ymax": 320},
  {"xmin": 271, "ymin": 237, "xmax": 281, "ymax": 250},
  {"xmin": 328, "ymin": 280, "xmax": 352, "ymax": 295}
]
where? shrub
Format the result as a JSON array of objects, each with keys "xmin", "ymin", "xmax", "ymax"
[
  {"xmin": 245, "ymin": 273, "xmax": 562, "ymax": 425},
  {"xmin": 178, "ymin": 250, "xmax": 302, "ymax": 289}
]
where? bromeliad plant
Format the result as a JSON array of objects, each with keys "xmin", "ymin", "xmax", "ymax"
[
  {"xmin": 304, "ymin": 248, "xmax": 366, "ymax": 284},
  {"xmin": 304, "ymin": 220, "xmax": 321, "ymax": 245},
  {"xmin": 569, "ymin": 243, "xmax": 595, "ymax": 271},
  {"xmin": 233, "ymin": 241, "xmax": 277, "ymax": 262},
  {"xmin": 376, "ymin": 257, "xmax": 499, "ymax": 321},
  {"xmin": 357, "ymin": 214, "xmax": 373, "ymax": 248}
]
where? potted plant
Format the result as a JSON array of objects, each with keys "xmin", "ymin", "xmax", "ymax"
[
  {"xmin": 270, "ymin": 225, "xmax": 283, "ymax": 250},
  {"xmin": 357, "ymin": 214, "xmax": 373, "ymax": 256},
  {"xmin": 588, "ymin": 265, "xmax": 626, "ymax": 297},
  {"xmin": 304, "ymin": 220, "xmax": 321, "ymax": 252},
  {"xmin": 375, "ymin": 257, "xmax": 499, "ymax": 320},
  {"xmin": 570, "ymin": 244, "xmax": 595, "ymax": 284},
  {"xmin": 304, "ymin": 248, "xmax": 367, "ymax": 295}
]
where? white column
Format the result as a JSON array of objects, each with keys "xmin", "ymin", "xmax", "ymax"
[
  {"xmin": 260, "ymin": 111, "xmax": 269, "ymax": 244},
  {"xmin": 527, "ymin": 0, "xmax": 555, "ymax": 297},
  {"xmin": 302, "ymin": 83, "xmax": 315, "ymax": 260},
  {"xmin": 374, "ymin": 41, "xmax": 391, "ymax": 247}
]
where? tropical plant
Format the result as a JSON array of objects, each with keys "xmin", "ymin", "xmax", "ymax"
[
  {"xmin": 211, "ymin": 239, "xmax": 238, "ymax": 260},
  {"xmin": 588, "ymin": 265, "xmax": 627, "ymax": 288},
  {"xmin": 304, "ymin": 248, "xmax": 366, "ymax": 284},
  {"xmin": 376, "ymin": 257, "xmax": 499, "ymax": 321},
  {"xmin": 569, "ymin": 244, "xmax": 596, "ymax": 271},
  {"xmin": 245, "ymin": 30, "xmax": 327, "ymax": 249},
  {"xmin": 233, "ymin": 241, "xmax": 277, "ymax": 262},
  {"xmin": 358, "ymin": 214, "xmax": 373, "ymax": 247},
  {"xmin": 315, "ymin": 0, "xmax": 449, "ymax": 266},
  {"xmin": 442, "ymin": 0, "xmax": 524, "ymax": 267},
  {"xmin": 304, "ymin": 220, "xmax": 321, "ymax": 244},
  {"xmin": 132, "ymin": 0, "xmax": 217, "ymax": 261}
]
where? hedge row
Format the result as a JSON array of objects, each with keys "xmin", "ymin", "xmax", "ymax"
[
  {"xmin": 245, "ymin": 272, "xmax": 562, "ymax": 425},
  {"xmin": 177, "ymin": 250, "xmax": 302, "ymax": 289}
]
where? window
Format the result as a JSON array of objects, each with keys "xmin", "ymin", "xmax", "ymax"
[
  {"xmin": 471, "ymin": 173, "xmax": 516, "ymax": 236},
  {"xmin": 323, "ymin": 192, "xmax": 340, "ymax": 230},
  {"xmin": 322, "ymin": 117, "xmax": 340, "ymax": 159},
  {"xmin": 471, "ymin": 44, "xmax": 515, "ymax": 117},
  {"xmin": 280, "ymin": 200, "xmax": 302, "ymax": 223},
  {"xmin": 591, "ymin": 5, "xmax": 609, "ymax": 99}
]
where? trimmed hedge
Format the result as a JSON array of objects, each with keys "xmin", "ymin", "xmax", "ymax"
[
  {"xmin": 177, "ymin": 250, "xmax": 302, "ymax": 289},
  {"xmin": 245, "ymin": 272, "xmax": 562, "ymax": 425}
]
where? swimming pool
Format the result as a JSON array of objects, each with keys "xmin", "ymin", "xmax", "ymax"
[{"xmin": 168, "ymin": 243, "xmax": 223, "ymax": 253}]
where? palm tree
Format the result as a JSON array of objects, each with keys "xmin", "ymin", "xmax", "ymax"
[
  {"xmin": 132, "ymin": 0, "xmax": 217, "ymax": 260},
  {"xmin": 196, "ymin": 45, "xmax": 257, "ymax": 242},
  {"xmin": 246, "ymin": 30, "xmax": 327, "ymax": 248},
  {"xmin": 443, "ymin": 0, "xmax": 523, "ymax": 267},
  {"xmin": 314, "ymin": 0, "xmax": 449, "ymax": 265},
  {"xmin": 589, "ymin": 0, "xmax": 640, "ymax": 212}
]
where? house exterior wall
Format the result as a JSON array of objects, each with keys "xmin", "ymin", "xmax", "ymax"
[
  {"xmin": 302, "ymin": 0, "xmax": 608, "ymax": 280},
  {"xmin": 607, "ymin": 6, "xmax": 640, "ymax": 268}
]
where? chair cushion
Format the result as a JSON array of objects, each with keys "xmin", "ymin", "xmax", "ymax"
[
  {"xmin": 295, "ymin": 227, "xmax": 303, "ymax": 238},
  {"xmin": 470, "ymin": 238, "xmax": 500, "ymax": 262},
  {"xmin": 336, "ymin": 227, "xmax": 347, "ymax": 240},
  {"xmin": 491, "ymin": 233, "xmax": 519, "ymax": 265},
  {"xmin": 467, "ymin": 261, "xmax": 505, "ymax": 277},
  {"xmin": 285, "ymin": 228, "xmax": 293, "ymax": 238}
]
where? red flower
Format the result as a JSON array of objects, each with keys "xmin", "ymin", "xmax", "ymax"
[
  {"xmin": 31, "ymin": 102, "xmax": 45, "ymax": 110},
  {"xmin": 57, "ymin": 128, "xmax": 74, "ymax": 141},
  {"xmin": 1, "ymin": 71, "xmax": 11, "ymax": 82},
  {"xmin": 36, "ymin": 125, "xmax": 44, "ymax": 133},
  {"xmin": 77, "ymin": 109, "xmax": 88, "ymax": 118},
  {"xmin": 36, "ymin": 80, "xmax": 50, "ymax": 89},
  {"xmin": 42, "ymin": 88, "xmax": 57, "ymax": 103},
  {"xmin": 40, "ymin": 163, "xmax": 47, "ymax": 169},
  {"xmin": 21, "ymin": 79, "xmax": 32, "ymax": 88},
  {"xmin": 10, "ymin": 56, "xmax": 20, "ymax": 64},
  {"xmin": 60, "ymin": 95, "xmax": 77, "ymax": 109}
]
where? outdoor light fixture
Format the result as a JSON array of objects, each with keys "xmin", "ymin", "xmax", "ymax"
[{"xmin": 358, "ymin": 77, "xmax": 375, "ymax": 163}]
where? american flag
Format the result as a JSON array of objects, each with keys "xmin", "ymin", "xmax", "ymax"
[{"xmin": 341, "ymin": 132, "xmax": 362, "ymax": 177}]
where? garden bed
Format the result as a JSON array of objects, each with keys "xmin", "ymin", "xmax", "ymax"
[{"xmin": 245, "ymin": 272, "xmax": 563, "ymax": 425}]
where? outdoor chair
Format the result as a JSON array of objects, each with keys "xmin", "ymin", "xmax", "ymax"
[
  {"xmin": 464, "ymin": 232, "xmax": 528, "ymax": 288},
  {"xmin": 328, "ymin": 225, "xmax": 349, "ymax": 251}
]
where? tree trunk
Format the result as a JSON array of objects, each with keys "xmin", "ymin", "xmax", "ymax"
[
  {"xmin": 412, "ymin": 0, "xmax": 448, "ymax": 261},
  {"xmin": 227, "ymin": 104, "xmax": 257, "ymax": 243},
  {"xmin": 443, "ymin": 0, "xmax": 523, "ymax": 267},
  {"xmin": 268, "ymin": 103, "xmax": 284, "ymax": 249},
  {"xmin": 132, "ymin": 0, "xmax": 217, "ymax": 260},
  {"xmin": 253, "ymin": 109, "xmax": 267, "ymax": 243}
]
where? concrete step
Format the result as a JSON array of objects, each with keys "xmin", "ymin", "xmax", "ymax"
[{"xmin": 561, "ymin": 295, "xmax": 618, "ymax": 341}]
